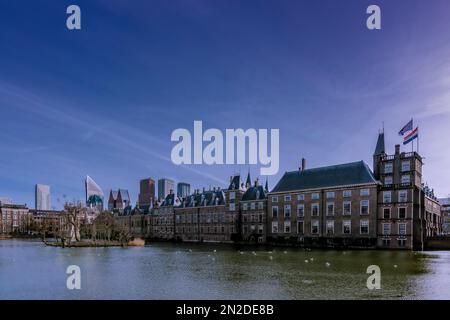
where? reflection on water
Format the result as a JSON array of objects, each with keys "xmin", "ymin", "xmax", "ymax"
[{"xmin": 0, "ymin": 239, "xmax": 449, "ymax": 300}]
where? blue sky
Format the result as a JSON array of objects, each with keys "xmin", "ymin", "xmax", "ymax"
[{"xmin": 1, "ymin": 0, "xmax": 450, "ymax": 208}]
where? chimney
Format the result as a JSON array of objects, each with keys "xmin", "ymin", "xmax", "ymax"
[
  {"xmin": 300, "ymin": 158, "xmax": 306, "ymax": 171},
  {"xmin": 395, "ymin": 144, "xmax": 400, "ymax": 155}
]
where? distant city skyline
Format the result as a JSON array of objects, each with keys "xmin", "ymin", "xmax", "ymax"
[{"xmin": 1, "ymin": 1, "xmax": 450, "ymax": 208}]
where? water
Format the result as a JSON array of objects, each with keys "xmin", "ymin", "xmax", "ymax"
[{"xmin": 0, "ymin": 239, "xmax": 449, "ymax": 300}]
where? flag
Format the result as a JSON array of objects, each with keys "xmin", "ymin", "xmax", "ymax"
[
  {"xmin": 399, "ymin": 119, "xmax": 413, "ymax": 135},
  {"xmin": 403, "ymin": 127, "xmax": 418, "ymax": 145}
]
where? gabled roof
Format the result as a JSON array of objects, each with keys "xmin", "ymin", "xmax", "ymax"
[
  {"xmin": 180, "ymin": 190, "xmax": 225, "ymax": 208},
  {"xmin": 228, "ymin": 175, "xmax": 241, "ymax": 190},
  {"xmin": 242, "ymin": 185, "xmax": 267, "ymax": 201},
  {"xmin": 271, "ymin": 161, "xmax": 377, "ymax": 193}
]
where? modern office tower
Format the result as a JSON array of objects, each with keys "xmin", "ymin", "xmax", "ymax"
[
  {"xmin": 85, "ymin": 175, "xmax": 104, "ymax": 211},
  {"xmin": 108, "ymin": 189, "xmax": 131, "ymax": 211},
  {"xmin": 177, "ymin": 182, "xmax": 191, "ymax": 198},
  {"xmin": 35, "ymin": 184, "xmax": 51, "ymax": 211},
  {"xmin": 138, "ymin": 178, "xmax": 155, "ymax": 206},
  {"xmin": 158, "ymin": 178, "xmax": 175, "ymax": 200}
]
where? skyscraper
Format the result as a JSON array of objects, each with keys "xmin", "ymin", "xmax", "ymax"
[
  {"xmin": 138, "ymin": 178, "xmax": 155, "ymax": 206},
  {"xmin": 85, "ymin": 175, "xmax": 104, "ymax": 211},
  {"xmin": 35, "ymin": 184, "xmax": 51, "ymax": 210},
  {"xmin": 177, "ymin": 182, "xmax": 191, "ymax": 198},
  {"xmin": 158, "ymin": 178, "xmax": 175, "ymax": 200}
]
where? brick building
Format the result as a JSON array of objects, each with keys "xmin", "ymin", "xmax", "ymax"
[
  {"xmin": 373, "ymin": 132, "xmax": 441, "ymax": 250},
  {"xmin": 0, "ymin": 203, "xmax": 30, "ymax": 235},
  {"xmin": 112, "ymin": 131, "xmax": 442, "ymax": 250},
  {"xmin": 267, "ymin": 160, "xmax": 378, "ymax": 247}
]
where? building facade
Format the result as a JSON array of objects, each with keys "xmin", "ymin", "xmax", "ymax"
[
  {"xmin": 85, "ymin": 175, "xmax": 104, "ymax": 212},
  {"xmin": 138, "ymin": 178, "xmax": 155, "ymax": 206},
  {"xmin": 373, "ymin": 133, "xmax": 441, "ymax": 250},
  {"xmin": 177, "ymin": 182, "xmax": 191, "ymax": 198},
  {"xmin": 108, "ymin": 189, "xmax": 131, "ymax": 212},
  {"xmin": 35, "ymin": 184, "xmax": 51, "ymax": 211},
  {"xmin": 112, "ymin": 132, "xmax": 442, "ymax": 250},
  {"xmin": 439, "ymin": 198, "xmax": 450, "ymax": 234},
  {"xmin": 267, "ymin": 161, "xmax": 378, "ymax": 247},
  {"xmin": 158, "ymin": 178, "xmax": 175, "ymax": 200},
  {"xmin": 0, "ymin": 203, "xmax": 30, "ymax": 235}
]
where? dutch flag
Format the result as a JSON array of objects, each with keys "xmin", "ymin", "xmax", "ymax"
[{"xmin": 403, "ymin": 127, "xmax": 419, "ymax": 145}]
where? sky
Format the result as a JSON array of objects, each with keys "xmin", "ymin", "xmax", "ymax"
[{"xmin": 1, "ymin": 0, "xmax": 450, "ymax": 209}]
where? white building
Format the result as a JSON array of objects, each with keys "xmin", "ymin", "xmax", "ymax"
[{"xmin": 35, "ymin": 184, "xmax": 51, "ymax": 210}]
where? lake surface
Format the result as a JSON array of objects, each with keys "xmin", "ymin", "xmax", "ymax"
[{"xmin": 0, "ymin": 239, "xmax": 449, "ymax": 300}]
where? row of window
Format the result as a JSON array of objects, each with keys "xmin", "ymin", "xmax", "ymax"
[
  {"xmin": 242, "ymin": 202, "xmax": 264, "ymax": 210},
  {"xmin": 383, "ymin": 190, "xmax": 408, "ymax": 203},
  {"xmin": 272, "ymin": 201, "xmax": 370, "ymax": 218},
  {"xmin": 242, "ymin": 224, "xmax": 264, "ymax": 234},
  {"xmin": 384, "ymin": 160, "xmax": 411, "ymax": 173},
  {"xmin": 272, "ymin": 220, "xmax": 370, "ymax": 235},
  {"xmin": 271, "ymin": 188, "xmax": 371, "ymax": 203},
  {"xmin": 382, "ymin": 223, "xmax": 407, "ymax": 235},
  {"xmin": 383, "ymin": 207, "xmax": 408, "ymax": 219},
  {"xmin": 384, "ymin": 175, "xmax": 411, "ymax": 185}
]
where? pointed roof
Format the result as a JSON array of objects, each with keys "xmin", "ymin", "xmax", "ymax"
[
  {"xmin": 271, "ymin": 161, "xmax": 377, "ymax": 193},
  {"xmin": 246, "ymin": 171, "xmax": 251, "ymax": 186},
  {"xmin": 374, "ymin": 132, "xmax": 385, "ymax": 156},
  {"xmin": 265, "ymin": 179, "xmax": 269, "ymax": 192}
]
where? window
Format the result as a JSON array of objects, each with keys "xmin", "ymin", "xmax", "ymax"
[
  {"xmin": 399, "ymin": 190, "xmax": 408, "ymax": 203},
  {"xmin": 343, "ymin": 220, "xmax": 351, "ymax": 234},
  {"xmin": 383, "ymin": 191, "xmax": 392, "ymax": 203},
  {"xmin": 229, "ymin": 203, "xmax": 235, "ymax": 211},
  {"xmin": 398, "ymin": 223, "xmax": 407, "ymax": 235},
  {"xmin": 284, "ymin": 195, "xmax": 291, "ymax": 202},
  {"xmin": 326, "ymin": 220, "xmax": 334, "ymax": 235},
  {"xmin": 297, "ymin": 204, "xmax": 305, "ymax": 217},
  {"xmin": 383, "ymin": 239, "xmax": 391, "ymax": 247},
  {"xmin": 311, "ymin": 220, "xmax": 319, "ymax": 234},
  {"xmin": 258, "ymin": 202, "xmax": 264, "ymax": 210},
  {"xmin": 384, "ymin": 162, "xmax": 393, "ymax": 174},
  {"xmin": 326, "ymin": 192, "xmax": 335, "ymax": 199},
  {"xmin": 284, "ymin": 221, "xmax": 291, "ymax": 233},
  {"xmin": 258, "ymin": 225, "xmax": 263, "ymax": 234},
  {"xmin": 297, "ymin": 194, "xmax": 305, "ymax": 201},
  {"xmin": 229, "ymin": 192, "xmax": 235, "ymax": 200},
  {"xmin": 343, "ymin": 201, "xmax": 352, "ymax": 215},
  {"xmin": 271, "ymin": 222, "xmax": 278, "ymax": 233},
  {"xmin": 272, "ymin": 206, "xmax": 279, "ymax": 218},
  {"xmin": 311, "ymin": 193, "xmax": 320, "ymax": 200},
  {"xmin": 360, "ymin": 200, "xmax": 369, "ymax": 215},
  {"xmin": 284, "ymin": 205, "xmax": 291, "ymax": 218},
  {"xmin": 398, "ymin": 239, "xmax": 406, "ymax": 247},
  {"xmin": 398, "ymin": 207, "xmax": 407, "ymax": 219},
  {"xmin": 343, "ymin": 190, "xmax": 352, "ymax": 198},
  {"xmin": 383, "ymin": 208, "xmax": 391, "ymax": 219},
  {"xmin": 297, "ymin": 221, "xmax": 304, "ymax": 234},
  {"xmin": 250, "ymin": 202, "xmax": 256, "ymax": 210},
  {"xmin": 401, "ymin": 175, "xmax": 410, "ymax": 184},
  {"xmin": 311, "ymin": 203, "xmax": 319, "ymax": 216},
  {"xmin": 402, "ymin": 161, "xmax": 411, "ymax": 172},
  {"xmin": 243, "ymin": 203, "xmax": 248, "ymax": 211},
  {"xmin": 382, "ymin": 223, "xmax": 391, "ymax": 235},
  {"xmin": 360, "ymin": 189, "xmax": 370, "ymax": 196},
  {"xmin": 360, "ymin": 220, "xmax": 369, "ymax": 234},
  {"xmin": 384, "ymin": 176, "xmax": 393, "ymax": 185},
  {"xmin": 326, "ymin": 202, "xmax": 334, "ymax": 216},
  {"xmin": 272, "ymin": 196, "xmax": 278, "ymax": 203}
]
